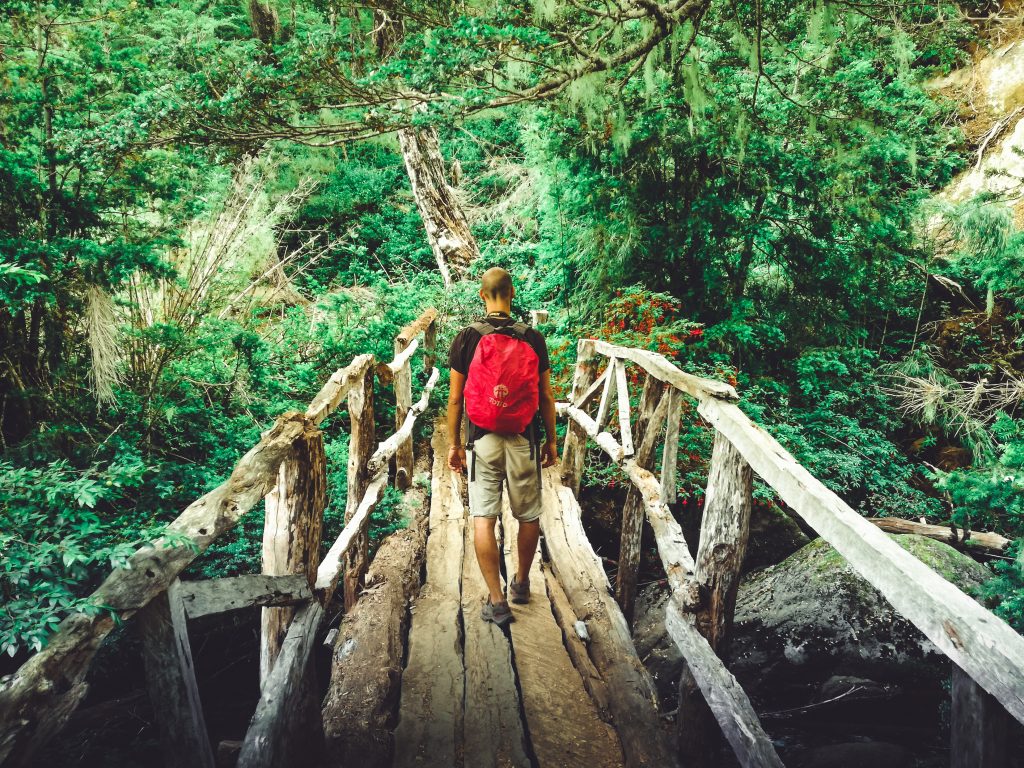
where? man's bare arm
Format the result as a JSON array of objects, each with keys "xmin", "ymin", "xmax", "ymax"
[
  {"xmin": 447, "ymin": 369, "xmax": 467, "ymax": 472},
  {"xmin": 539, "ymin": 368, "xmax": 558, "ymax": 467}
]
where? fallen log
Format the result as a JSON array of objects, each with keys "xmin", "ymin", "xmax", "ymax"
[
  {"xmin": 870, "ymin": 517, "xmax": 1011, "ymax": 555},
  {"xmin": 177, "ymin": 574, "xmax": 311, "ymax": 620}
]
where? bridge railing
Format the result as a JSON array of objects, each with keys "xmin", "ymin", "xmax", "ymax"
[
  {"xmin": 558, "ymin": 337, "xmax": 1024, "ymax": 768},
  {"xmin": 0, "ymin": 308, "xmax": 440, "ymax": 768}
]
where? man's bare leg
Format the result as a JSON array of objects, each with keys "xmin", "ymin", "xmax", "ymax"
[
  {"xmin": 515, "ymin": 520, "xmax": 540, "ymax": 584},
  {"xmin": 474, "ymin": 517, "xmax": 506, "ymax": 604}
]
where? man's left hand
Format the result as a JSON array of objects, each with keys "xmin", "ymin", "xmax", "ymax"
[{"xmin": 541, "ymin": 440, "xmax": 558, "ymax": 468}]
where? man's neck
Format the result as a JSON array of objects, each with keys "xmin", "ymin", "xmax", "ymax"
[{"xmin": 483, "ymin": 303, "xmax": 512, "ymax": 317}]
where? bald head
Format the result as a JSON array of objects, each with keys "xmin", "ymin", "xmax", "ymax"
[{"xmin": 480, "ymin": 267, "xmax": 513, "ymax": 301}]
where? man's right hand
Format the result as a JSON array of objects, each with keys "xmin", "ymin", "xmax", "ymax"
[{"xmin": 448, "ymin": 445, "xmax": 467, "ymax": 473}]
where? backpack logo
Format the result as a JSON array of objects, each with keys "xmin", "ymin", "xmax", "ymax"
[{"xmin": 492, "ymin": 384, "xmax": 509, "ymax": 403}]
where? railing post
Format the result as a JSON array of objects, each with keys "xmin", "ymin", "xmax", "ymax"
[
  {"xmin": 138, "ymin": 579, "xmax": 216, "ymax": 768},
  {"xmin": 394, "ymin": 335, "xmax": 414, "ymax": 490},
  {"xmin": 616, "ymin": 374, "xmax": 668, "ymax": 625},
  {"xmin": 424, "ymin": 315, "xmax": 437, "ymax": 374},
  {"xmin": 345, "ymin": 362, "xmax": 375, "ymax": 610},
  {"xmin": 676, "ymin": 430, "xmax": 753, "ymax": 763},
  {"xmin": 260, "ymin": 419, "xmax": 326, "ymax": 682},
  {"xmin": 952, "ymin": 664, "xmax": 1010, "ymax": 767},
  {"xmin": 561, "ymin": 338, "xmax": 597, "ymax": 496}
]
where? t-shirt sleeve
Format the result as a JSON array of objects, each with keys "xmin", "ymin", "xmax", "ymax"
[
  {"xmin": 448, "ymin": 329, "xmax": 470, "ymax": 375},
  {"xmin": 530, "ymin": 330, "xmax": 551, "ymax": 374}
]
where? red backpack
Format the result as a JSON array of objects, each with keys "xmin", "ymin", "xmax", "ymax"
[{"xmin": 464, "ymin": 321, "xmax": 539, "ymax": 435}]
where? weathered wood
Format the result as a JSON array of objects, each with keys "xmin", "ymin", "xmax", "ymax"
[
  {"xmin": 138, "ymin": 580, "xmax": 215, "ymax": 768},
  {"xmin": 661, "ymin": 387, "xmax": 682, "ymax": 504},
  {"xmin": 558, "ymin": 404, "xmax": 626, "ymax": 463},
  {"xmin": 237, "ymin": 602, "xmax": 325, "ymax": 768},
  {"xmin": 461, "ymin": 511, "xmax": 530, "ymax": 768},
  {"xmin": 699, "ymin": 396, "xmax": 1024, "ymax": 724},
  {"xmin": 344, "ymin": 362, "xmax": 375, "ymax": 610},
  {"xmin": 677, "ymin": 432, "xmax": 753, "ymax": 765},
  {"xmin": 375, "ymin": 337, "xmax": 419, "ymax": 385},
  {"xmin": 529, "ymin": 308, "xmax": 549, "ymax": 326},
  {"xmin": 540, "ymin": 468, "xmax": 679, "ymax": 768},
  {"xmin": 321, "ymin": 450, "xmax": 431, "ymax": 768},
  {"xmin": 871, "ymin": 517, "xmax": 1011, "ymax": 555},
  {"xmin": 423, "ymin": 318, "xmax": 437, "ymax": 373},
  {"xmin": 0, "ymin": 412, "xmax": 305, "ymax": 767},
  {"xmin": 952, "ymin": 664, "xmax": 1010, "ymax": 768},
  {"xmin": 315, "ymin": 468, "xmax": 388, "ymax": 601},
  {"xmin": 178, "ymin": 575, "xmax": 311, "ymax": 620},
  {"xmin": 665, "ymin": 598, "xmax": 785, "ymax": 768},
  {"xmin": 595, "ymin": 357, "xmax": 617, "ymax": 429},
  {"xmin": 393, "ymin": 423, "xmax": 466, "ymax": 768},
  {"xmin": 692, "ymin": 431, "xmax": 753, "ymax": 651},
  {"xmin": 398, "ymin": 126, "xmax": 479, "ymax": 286},
  {"xmin": 367, "ymin": 366, "xmax": 440, "ymax": 477},
  {"xmin": 305, "ymin": 354, "xmax": 374, "ymax": 426},
  {"xmin": 544, "ymin": 567, "xmax": 614, "ymax": 721},
  {"xmin": 394, "ymin": 338, "xmax": 415, "ymax": 489},
  {"xmin": 614, "ymin": 358, "xmax": 634, "ymax": 456},
  {"xmin": 396, "ymin": 307, "xmax": 439, "ymax": 346},
  {"xmin": 616, "ymin": 380, "xmax": 670, "ymax": 624},
  {"xmin": 261, "ymin": 420, "xmax": 325, "ymax": 683},
  {"xmin": 576, "ymin": 365, "xmax": 611, "ymax": 409},
  {"xmin": 562, "ymin": 338, "xmax": 598, "ymax": 495},
  {"xmin": 592, "ymin": 340, "xmax": 738, "ymax": 402},
  {"xmin": 502, "ymin": 506, "xmax": 624, "ymax": 768}
]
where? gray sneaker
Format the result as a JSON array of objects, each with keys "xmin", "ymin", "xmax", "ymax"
[
  {"xmin": 481, "ymin": 598, "xmax": 513, "ymax": 626},
  {"xmin": 509, "ymin": 577, "xmax": 530, "ymax": 604}
]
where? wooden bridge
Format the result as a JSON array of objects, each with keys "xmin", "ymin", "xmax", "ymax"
[{"xmin": 1, "ymin": 307, "xmax": 1023, "ymax": 768}]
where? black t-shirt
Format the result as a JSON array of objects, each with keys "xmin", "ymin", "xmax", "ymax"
[{"xmin": 448, "ymin": 315, "xmax": 551, "ymax": 442}]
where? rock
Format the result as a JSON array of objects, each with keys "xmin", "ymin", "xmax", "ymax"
[
  {"xmin": 796, "ymin": 741, "xmax": 911, "ymax": 768},
  {"xmin": 632, "ymin": 534, "xmax": 991, "ymax": 708},
  {"xmin": 817, "ymin": 675, "xmax": 893, "ymax": 704},
  {"xmin": 730, "ymin": 535, "xmax": 991, "ymax": 696},
  {"xmin": 743, "ymin": 502, "xmax": 811, "ymax": 572}
]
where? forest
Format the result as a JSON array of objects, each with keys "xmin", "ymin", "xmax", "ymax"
[{"xmin": 1, "ymin": 0, "xmax": 1024, "ymax": 766}]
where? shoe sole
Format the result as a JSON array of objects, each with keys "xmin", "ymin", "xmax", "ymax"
[
  {"xmin": 509, "ymin": 593, "xmax": 530, "ymax": 605},
  {"xmin": 481, "ymin": 607, "xmax": 514, "ymax": 626}
]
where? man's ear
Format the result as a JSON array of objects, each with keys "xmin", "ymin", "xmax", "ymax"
[
  {"xmin": 479, "ymin": 289, "xmax": 487, "ymax": 302},
  {"xmin": 510, "ymin": 287, "xmax": 516, "ymax": 300}
]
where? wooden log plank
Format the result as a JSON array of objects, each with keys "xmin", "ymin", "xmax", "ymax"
[
  {"xmin": 576, "ymin": 365, "xmax": 611, "ymax": 409},
  {"xmin": 461, "ymin": 509, "xmax": 530, "ymax": 768},
  {"xmin": 321, "ymin": 449, "xmax": 432, "ymax": 768},
  {"xmin": 0, "ymin": 412, "xmax": 306, "ymax": 767},
  {"xmin": 699, "ymin": 397, "xmax": 1024, "ymax": 724},
  {"xmin": 305, "ymin": 354, "xmax": 374, "ymax": 426},
  {"xmin": 665, "ymin": 599, "xmax": 785, "ymax": 768},
  {"xmin": 615, "ymin": 359, "xmax": 634, "ymax": 456},
  {"xmin": 952, "ymin": 664, "xmax": 1010, "ymax": 768},
  {"xmin": 261, "ymin": 421, "xmax": 325, "ymax": 683},
  {"xmin": 677, "ymin": 432, "xmax": 753, "ymax": 765},
  {"xmin": 561, "ymin": 338, "xmax": 598, "ymax": 495},
  {"xmin": 543, "ymin": 568, "xmax": 614, "ymax": 721},
  {"xmin": 394, "ymin": 340, "xmax": 415, "ymax": 489},
  {"xmin": 367, "ymin": 367, "xmax": 440, "ymax": 477},
  {"xmin": 396, "ymin": 308, "xmax": 439, "ymax": 346},
  {"xmin": 376, "ymin": 338, "xmax": 419, "ymax": 385},
  {"xmin": 595, "ymin": 357, "xmax": 617, "ymax": 430},
  {"xmin": 502, "ymin": 506, "xmax": 624, "ymax": 768},
  {"xmin": 591, "ymin": 340, "xmax": 738, "ymax": 402},
  {"xmin": 138, "ymin": 580, "xmax": 215, "ymax": 768},
  {"xmin": 237, "ymin": 602, "xmax": 325, "ymax": 768},
  {"xmin": 423, "ymin": 318, "xmax": 437, "ymax": 373},
  {"xmin": 616, "ymin": 383, "xmax": 670, "ymax": 624},
  {"xmin": 558, "ymin": 404, "xmax": 626, "ymax": 463},
  {"xmin": 315, "ymin": 469, "xmax": 388, "ymax": 602},
  {"xmin": 392, "ymin": 423, "xmax": 466, "ymax": 768},
  {"xmin": 344, "ymin": 362, "xmax": 375, "ymax": 610},
  {"xmin": 178, "ymin": 575, "xmax": 311, "ymax": 620},
  {"xmin": 660, "ymin": 387, "xmax": 682, "ymax": 504},
  {"xmin": 539, "ymin": 468, "xmax": 679, "ymax": 768},
  {"xmin": 871, "ymin": 517, "xmax": 1011, "ymax": 555}
]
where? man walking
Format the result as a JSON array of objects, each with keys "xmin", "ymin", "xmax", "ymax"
[{"xmin": 447, "ymin": 267, "xmax": 558, "ymax": 626}]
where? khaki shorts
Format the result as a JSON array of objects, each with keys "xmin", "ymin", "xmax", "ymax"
[{"xmin": 467, "ymin": 432, "xmax": 542, "ymax": 523}]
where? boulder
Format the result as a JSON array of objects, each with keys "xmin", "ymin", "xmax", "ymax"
[
  {"xmin": 633, "ymin": 534, "xmax": 991, "ymax": 707},
  {"xmin": 743, "ymin": 502, "xmax": 811, "ymax": 573}
]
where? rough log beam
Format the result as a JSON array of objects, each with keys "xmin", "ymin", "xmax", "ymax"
[
  {"xmin": 661, "ymin": 388, "xmax": 682, "ymax": 504},
  {"xmin": 595, "ymin": 357, "xmax": 617, "ymax": 430},
  {"xmin": 561, "ymin": 338, "xmax": 598, "ymax": 495},
  {"xmin": 871, "ymin": 517, "xmax": 1011, "ymax": 555},
  {"xmin": 344, "ymin": 363, "xmax": 375, "ymax": 610},
  {"xmin": 396, "ymin": 308, "xmax": 439, "ymax": 347},
  {"xmin": 614, "ymin": 359, "xmax": 634, "ymax": 456},
  {"xmin": 591, "ymin": 340, "xmax": 738, "ymax": 402},
  {"xmin": 305, "ymin": 355, "xmax": 374, "ymax": 426},
  {"xmin": 576, "ymin": 365, "xmax": 610, "ymax": 409},
  {"xmin": 698, "ymin": 396, "xmax": 1024, "ymax": 724},
  {"xmin": 177, "ymin": 575, "xmax": 311, "ymax": 620},
  {"xmin": 367, "ymin": 367, "xmax": 440, "ymax": 477},
  {"xmin": 952, "ymin": 663, "xmax": 1010, "ymax": 768},
  {"xmin": 393, "ymin": 337, "xmax": 415, "ymax": 489},
  {"xmin": 138, "ymin": 580, "xmax": 215, "ymax": 768},
  {"xmin": 0, "ymin": 412, "xmax": 306, "ymax": 767}
]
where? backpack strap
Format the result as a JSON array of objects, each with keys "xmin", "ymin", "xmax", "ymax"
[{"xmin": 470, "ymin": 320, "xmax": 496, "ymax": 336}]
